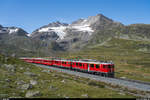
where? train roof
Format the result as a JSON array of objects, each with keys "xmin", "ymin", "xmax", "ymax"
[{"xmin": 54, "ymin": 59, "xmax": 114, "ymax": 65}]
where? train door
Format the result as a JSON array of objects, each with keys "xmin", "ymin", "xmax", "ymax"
[
  {"xmin": 95, "ymin": 64, "xmax": 100, "ymax": 71},
  {"xmin": 88, "ymin": 64, "xmax": 90, "ymax": 72},
  {"xmin": 108, "ymin": 65, "xmax": 111, "ymax": 72},
  {"xmin": 103, "ymin": 65, "xmax": 108, "ymax": 73},
  {"xmin": 107, "ymin": 65, "xmax": 113, "ymax": 73},
  {"xmin": 110, "ymin": 64, "xmax": 114, "ymax": 73},
  {"xmin": 70, "ymin": 62, "xmax": 72, "ymax": 70}
]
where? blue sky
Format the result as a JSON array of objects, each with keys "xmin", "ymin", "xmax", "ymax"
[{"xmin": 0, "ymin": 0, "xmax": 150, "ymax": 33}]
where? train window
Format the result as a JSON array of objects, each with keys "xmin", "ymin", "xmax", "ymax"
[
  {"xmin": 79, "ymin": 63, "xmax": 82, "ymax": 66},
  {"xmin": 76, "ymin": 63, "xmax": 78, "ymax": 66},
  {"xmin": 65, "ymin": 62, "xmax": 66, "ymax": 64},
  {"xmin": 108, "ymin": 65, "xmax": 111, "ymax": 68},
  {"xmin": 112, "ymin": 65, "xmax": 114, "ymax": 68},
  {"xmin": 96, "ymin": 65, "xmax": 99, "ymax": 68},
  {"xmin": 90, "ymin": 64, "xmax": 94, "ymax": 68},
  {"xmin": 103, "ymin": 65, "xmax": 107, "ymax": 68}
]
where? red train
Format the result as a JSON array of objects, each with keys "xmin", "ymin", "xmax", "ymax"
[{"xmin": 20, "ymin": 57, "xmax": 115, "ymax": 77}]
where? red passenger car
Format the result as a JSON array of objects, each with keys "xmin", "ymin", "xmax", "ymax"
[{"xmin": 20, "ymin": 57, "xmax": 115, "ymax": 77}]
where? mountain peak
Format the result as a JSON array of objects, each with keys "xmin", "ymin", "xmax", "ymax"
[
  {"xmin": 96, "ymin": 13, "xmax": 104, "ymax": 16},
  {"xmin": 71, "ymin": 18, "xmax": 86, "ymax": 25},
  {"xmin": 0, "ymin": 25, "xmax": 28, "ymax": 36},
  {"xmin": 30, "ymin": 13, "xmax": 123, "ymax": 42},
  {"xmin": 47, "ymin": 21, "xmax": 68, "ymax": 27}
]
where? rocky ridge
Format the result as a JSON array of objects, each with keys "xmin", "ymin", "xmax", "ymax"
[
  {"xmin": 0, "ymin": 25, "xmax": 29, "ymax": 36},
  {"xmin": 29, "ymin": 14, "xmax": 122, "ymax": 50}
]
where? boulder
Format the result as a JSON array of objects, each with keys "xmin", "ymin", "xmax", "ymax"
[
  {"xmin": 24, "ymin": 72, "xmax": 37, "ymax": 77},
  {"xmin": 81, "ymin": 94, "xmax": 88, "ymax": 97},
  {"xmin": 5, "ymin": 79, "xmax": 11, "ymax": 82},
  {"xmin": 21, "ymin": 84, "xmax": 33, "ymax": 90},
  {"xmin": 3, "ymin": 64, "xmax": 16, "ymax": 72},
  {"xmin": 41, "ymin": 69, "xmax": 51, "ymax": 73},
  {"xmin": 49, "ymin": 85, "xmax": 58, "ymax": 91},
  {"xmin": 16, "ymin": 80, "xmax": 25, "ymax": 85},
  {"xmin": 61, "ymin": 79, "xmax": 66, "ymax": 83},
  {"xmin": 30, "ymin": 80, "xmax": 37, "ymax": 85},
  {"xmin": 19, "ymin": 67, "xmax": 24, "ymax": 70},
  {"xmin": 25, "ymin": 91, "xmax": 41, "ymax": 98}
]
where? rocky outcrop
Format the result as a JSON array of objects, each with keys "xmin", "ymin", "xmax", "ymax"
[
  {"xmin": 20, "ymin": 84, "xmax": 33, "ymax": 90},
  {"xmin": 30, "ymin": 80, "xmax": 37, "ymax": 85},
  {"xmin": 3, "ymin": 64, "xmax": 16, "ymax": 72},
  {"xmin": 0, "ymin": 26, "xmax": 28, "ymax": 36},
  {"xmin": 23, "ymin": 72, "xmax": 37, "ymax": 77},
  {"xmin": 25, "ymin": 91, "xmax": 41, "ymax": 97},
  {"xmin": 0, "ymin": 24, "xmax": 3, "ymax": 29}
]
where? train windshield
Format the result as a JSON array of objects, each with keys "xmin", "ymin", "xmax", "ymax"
[
  {"xmin": 108, "ymin": 65, "xmax": 114, "ymax": 68},
  {"xmin": 103, "ymin": 65, "xmax": 107, "ymax": 68},
  {"xmin": 112, "ymin": 65, "xmax": 114, "ymax": 68},
  {"xmin": 96, "ymin": 65, "xmax": 99, "ymax": 68},
  {"xmin": 103, "ymin": 65, "xmax": 114, "ymax": 69},
  {"xmin": 108, "ymin": 65, "xmax": 111, "ymax": 68}
]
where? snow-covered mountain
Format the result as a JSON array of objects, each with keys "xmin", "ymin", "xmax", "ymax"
[
  {"xmin": 30, "ymin": 18, "xmax": 94, "ymax": 41},
  {"xmin": 30, "ymin": 14, "xmax": 121, "ymax": 41},
  {"xmin": 29, "ymin": 14, "xmax": 122, "ymax": 50},
  {"xmin": 1, "ymin": 13, "xmax": 150, "ymax": 56},
  {"xmin": 0, "ymin": 13, "xmax": 123, "ymax": 56}
]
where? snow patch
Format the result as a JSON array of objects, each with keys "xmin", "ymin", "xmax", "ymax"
[
  {"xmin": 38, "ymin": 26, "xmax": 67, "ymax": 39},
  {"xmin": 70, "ymin": 19, "xmax": 94, "ymax": 35},
  {"xmin": 71, "ymin": 25, "xmax": 94, "ymax": 32},
  {"xmin": 37, "ymin": 20, "xmax": 94, "ymax": 40},
  {"xmin": 50, "ymin": 26, "xmax": 67, "ymax": 40},
  {"xmin": 70, "ymin": 24, "xmax": 94, "ymax": 35},
  {"xmin": 38, "ymin": 27, "xmax": 49, "ymax": 32},
  {"xmin": 27, "ymin": 33, "xmax": 31, "ymax": 37},
  {"xmin": 8, "ymin": 28, "xmax": 18, "ymax": 34}
]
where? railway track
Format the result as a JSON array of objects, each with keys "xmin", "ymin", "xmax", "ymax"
[
  {"xmin": 116, "ymin": 77, "xmax": 150, "ymax": 86},
  {"xmin": 32, "ymin": 63, "xmax": 150, "ymax": 93}
]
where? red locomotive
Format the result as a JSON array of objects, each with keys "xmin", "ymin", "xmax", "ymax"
[{"xmin": 20, "ymin": 57, "xmax": 115, "ymax": 77}]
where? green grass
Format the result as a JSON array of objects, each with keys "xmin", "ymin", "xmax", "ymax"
[
  {"xmin": 0, "ymin": 54, "xmax": 135, "ymax": 98},
  {"xmin": 59, "ymin": 38, "xmax": 150, "ymax": 83}
]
